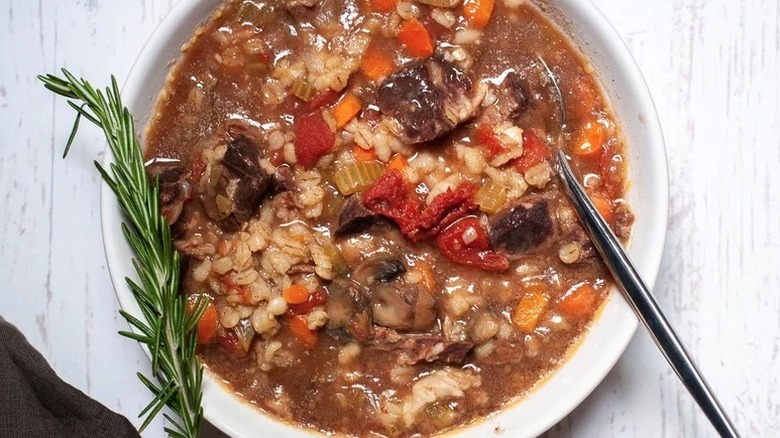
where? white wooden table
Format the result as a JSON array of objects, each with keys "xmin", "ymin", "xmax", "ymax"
[{"xmin": 1, "ymin": 0, "xmax": 777, "ymax": 436}]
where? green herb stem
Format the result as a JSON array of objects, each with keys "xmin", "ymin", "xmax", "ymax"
[{"xmin": 39, "ymin": 69, "xmax": 204, "ymax": 438}]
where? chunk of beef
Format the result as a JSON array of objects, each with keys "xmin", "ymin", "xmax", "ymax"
[
  {"xmin": 481, "ymin": 72, "xmax": 531, "ymax": 123},
  {"xmin": 174, "ymin": 237, "xmax": 216, "ymax": 260},
  {"xmin": 172, "ymin": 211, "xmax": 218, "ymax": 260},
  {"xmin": 147, "ymin": 161, "xmax": 191, "ymax": 225},
  {"xmin": 377, "ymin": 57, "xmax": 476, "ymax": 143},
  {"xmin": 272, "ymin": 165, "xmax": 295, "ymax": 193},
  {"xmin": 373, "ymin": 327, "xmax": 473, "ymax": 365},
  {"xmin": 334, "ymin": 195, "xmax": 380, "ymax": 236},
  {"xmin": 199, "ymin": 134, "xmax": 272, "ymax": 231},
  {"xmin": 224, "ymin": 135, "xmax": 271, "ymax": 223},
  {"xmin": 489, "ymin": 196, "xmax": 555, "ymax": 256}
]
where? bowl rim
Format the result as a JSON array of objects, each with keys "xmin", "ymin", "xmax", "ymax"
[{"xmin": 101, "ymin": 0, "xmax": 669, "ymax": 436}]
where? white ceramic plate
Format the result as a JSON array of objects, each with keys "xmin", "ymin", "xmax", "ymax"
[{"xmin": 102, "ymin": 1, "xmax": 669, "ymax": 436}]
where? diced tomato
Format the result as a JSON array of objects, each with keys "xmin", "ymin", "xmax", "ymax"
[
  {"xmin": 513, "ymin": 131, "xmax": 549, "ymax": 172},
  {"xmin": 294, "ymin": 112, "xmax": 334, "ymax": 168},
  {"xmin": 362, "ymin": 170, "xmax": 422, "ymax": 236},
  {"xmin": 411, "ymin": 183, "xmax": 478, "ymax": 241},
  {"xmin": 362, "ymin": 170, "xmax": 478, "ymax": 241},
  {"xmin": 288, "ymin": 287, "xmax": 327, "ymax": 315},
  {"xmin": 308, "ymin": 90, "xmax": 340, "ymax": 111},
  {"xmin": 475, "ymin": 124, "xmax": 504, "ymax": 158},
  {"xmin": 435, "ymin": 217, "xmax": 509, "ymax": 272}
]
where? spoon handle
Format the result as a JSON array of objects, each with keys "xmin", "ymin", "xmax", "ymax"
[{"xmin": 556, "ymin": 150, "xmax": 740, "ymax": 438}]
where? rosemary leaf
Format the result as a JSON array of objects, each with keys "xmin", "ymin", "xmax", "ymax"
[{"xmin": 38, "ymin": 69, "xmax": 203, "ymax": 438}]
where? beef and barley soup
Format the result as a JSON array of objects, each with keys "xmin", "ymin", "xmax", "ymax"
[{"xmin": 144, "ymin": 0, "xmax": 633, "ymax": 435}]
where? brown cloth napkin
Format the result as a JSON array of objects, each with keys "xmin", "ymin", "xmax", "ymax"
[{"xmin": 0, "ymin": 316, "xmax": 140, "ymax": 438}]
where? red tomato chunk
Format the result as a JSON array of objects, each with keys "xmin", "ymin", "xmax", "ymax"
[
  {"xmin": 435, "ymin": 217, "xmax": 509, "ymax": 272},
  {"xmin": 294, "ymin": 112, "xmax": 334, "ymax": 168}
]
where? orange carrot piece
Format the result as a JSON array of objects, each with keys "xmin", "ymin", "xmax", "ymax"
[
  {"xmin": 288, "ymin": 316, "xmax": 318, "ymax": 350},
  {"xmin": 361, "ymin": 45, "xmax": 396, "ymax": 81},
  {"xmin": 512, "ymin": 289, "xmax": 549, "ymax": 333},
  {"xmin": 387, "ymin": 154, "xmax": 408, "ymax": 173},
  {"xmin": 399, "ymin": 19, "xmax": 434, "ymax": 59},
  {"xmin": 191, "ymin": 297, "xmax": 218, "ymax": 344},
  {"xmin": 283, "ymin": 284, "xmax": 311, "ymax": 305},
  {"xmin": 370, "ymin": 0, "xmax": 397, "ymax": 12},
  {"xmin": 462, "ymin": 0, "xmax": 495, "ymax": 29},
  {"xmin": 352, "ymin": 145, "xmax": 377, "ymax": 162},
  {"xmin": 332, "ymin": 93, "xmax": 363, "ymax": 128},
  {"xmin": 558, "ymin": 283, "xmax": 598, "ymax": 318},
  {"xmin": 589, "ymin": 193, "xmax": 614, "ymax": 223},
  {"xmin": 415, "ymin": 262, "xmax": 436, "ymax": 292},
  {"xmin": 573, "ymin": 121, "xmax": 606, "ymax": 156}
]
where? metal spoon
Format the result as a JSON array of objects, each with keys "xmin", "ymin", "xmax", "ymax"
[{"xmin": 556, "ymin": 149, "xmax": 740, "ymax": 438}]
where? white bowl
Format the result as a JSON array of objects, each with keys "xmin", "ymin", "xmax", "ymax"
[{"xmin": 102, "ymin": 1, "xmax": 669, "ymax": 436}]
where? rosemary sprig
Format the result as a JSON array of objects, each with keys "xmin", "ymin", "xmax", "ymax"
[{"xmin": 39, "ymin": 69, "xmax": 205, "ymax": 438}]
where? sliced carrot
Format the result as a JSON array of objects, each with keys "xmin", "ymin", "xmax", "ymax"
[
  {"xmin": 288, "ymin": 315, "xmax": 318, "ymax": 350},
  {"xmin": 332, "ymin": 93, "xmax": 363, "ymax": 128},
  {"xmin": 462, "ymin": 0, "xmax": 495, "ymax": 29},
  {"xmin": 353, "ymin": 145, "xmax": 377, "ymax": 162},
  {"xmin": 370, "ymin": 0, "xmax": 397, "ymax": 12},
  {"xmin": 512, "ymin": 288, "xmax": 550, "ymax": 333},
  {"xmin": 589, "ymin": 192, "xmax": 614, "ymax": 223},
  {"xmin": 283, "ymin": 284, "xmax": 311, "ymax": 305},
  {"xmin": 361, "ymin": 45, "xmax": 396, "ymax": 81},
  {"xmin": 387, "ymin": 154, "xmax": 409, "ymax": 173},
  {"xmin": 288, "ymin": 287, "xmax": 328, "ymax": 315},
  {"xmin": 573, "ymin": 121, "xmax": 606, "ymax": 156},
  {"xmin": 558, "ymin": 283, "xmax": 598, "ymax": 318},
  {"xmin": 189, "ymin": 296, "xmax": 218, "ymax": 344},
  {"xmin": 399, "ymin": 19, "xmax": 434, "ymax": 59},
  {"xmin": 415, "ymin": 262, "xmax": 436, "ymax": 292}
]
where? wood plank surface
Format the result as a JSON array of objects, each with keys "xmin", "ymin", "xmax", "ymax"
[{"xmin": 0, "ymin": 0, "xmax": 776, "ymax": 436}]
